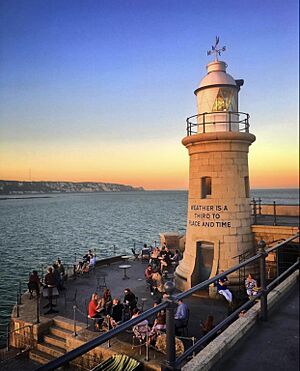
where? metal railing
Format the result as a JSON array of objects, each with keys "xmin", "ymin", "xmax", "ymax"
[
  {"xmin": 36, "ymin": 233, "xmax": 299, "ymax": 371},
  {"xmin": 186, "ymin": 111, "xmax": 250, "ymax": 135},
  {"xmin": 0, "ymin": 324, "xmax": 34, "ymax": 359},
  {"xmin": 251, "ymin": 198, "xmax": 299, "ymax": 226}
]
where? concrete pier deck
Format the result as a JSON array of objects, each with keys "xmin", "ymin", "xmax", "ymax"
[
  {"xmin": 214, "ymin": 281, "xmax": 299, "ymax": 371},
  {"xmin": 7, "ymin": 257, "xmax": 228, "ymax": 370}
]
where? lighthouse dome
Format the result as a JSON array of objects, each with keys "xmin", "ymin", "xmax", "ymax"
[{"xmin": 195, "ymin": 60, "xmax": 237, "ymax": 93}]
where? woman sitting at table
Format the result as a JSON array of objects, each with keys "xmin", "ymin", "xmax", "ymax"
[
  {"xmin": 109, "ymin": 298, "xmax": 124, "ymax": 328},
  {"xmin": 103, "ymin": 288, "xmax": 113, "ymax": 313},
  {"xmin": 245, "ymin": 273, "xmax": 259, "ymax": 297},
  {"xmin": 88, "ymin": 293, "xmax": 105, "ymax": 329}
]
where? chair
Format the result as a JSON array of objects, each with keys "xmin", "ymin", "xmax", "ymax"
[{"xmin": 131, "ymin": 248, "xmax": 139, "ymax": 261}]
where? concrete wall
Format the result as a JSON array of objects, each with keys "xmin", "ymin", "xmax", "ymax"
[
  {"xmin": 182, "ymin": 269, "xmax": 299, "ymax": 371},
  {"xmin": 252, "ymin": 225, "xmax": 299, "ymax": 246},
  {"xmin": 258, "ymin": 204, "xmax": 299, "ymax": 217}
]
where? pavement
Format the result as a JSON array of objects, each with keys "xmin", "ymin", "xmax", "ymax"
[
  {"xmin": 212, "ymin": 280, "xmax": 299, "ymax": 371},
  {"xmin": 4, "ymin": 256, "xmax": 228, "ymax": 370}
]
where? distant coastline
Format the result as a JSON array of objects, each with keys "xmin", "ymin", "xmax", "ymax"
[{"xmin": 0, "ymin": 180, "xmax": 144, "ymax": 195}]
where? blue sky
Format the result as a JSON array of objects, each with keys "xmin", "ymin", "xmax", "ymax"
[{"xmin": 0, "ymin": 0, "xmax": 299, "ymax": 188}]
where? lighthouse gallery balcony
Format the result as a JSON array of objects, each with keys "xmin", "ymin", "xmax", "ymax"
[{"xmin": 186, "ymin": 111, "xmax": 250, "ymax": 136}]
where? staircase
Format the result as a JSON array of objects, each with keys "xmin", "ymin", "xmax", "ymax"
[{"xmin": 29, "ymin": 317, "xmax": 82, "ymax": 365}]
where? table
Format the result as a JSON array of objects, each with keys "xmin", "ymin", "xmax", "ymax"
[
  {"xmin": 119, "ymin": 264, "xmax": 132, "ymax": 280},
  {"xmin": 121, "ymin": 255, "xmax": 132, "ymax": 260}
]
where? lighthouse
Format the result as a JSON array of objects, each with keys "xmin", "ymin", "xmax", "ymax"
[{"xmin": 176, "ymin": 38, "xmax": 256, "ymax": 291}]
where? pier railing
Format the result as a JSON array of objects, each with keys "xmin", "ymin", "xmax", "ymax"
[
  {"xmin": 251, "ymin": 198, "xmax": 299, "ymax": 226},
  {"xmin": 36, "ymin": 233, "xmax": 299, "ymax": 371},
  {"xmin": 186, "ymin": 111, "xmax": 250, "ymax": 135}
]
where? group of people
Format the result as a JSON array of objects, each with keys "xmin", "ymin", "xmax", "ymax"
[
  {"xmin": 27, "ymin": 258, "xmax": 66, "ymax": 299},
  {"xmin": 215, "ymin": 271, "xmax": 260, "ymax": 306},
  {"xmin": 76, "ymin": 250, "xmax": 96, "ymax": 274},
  {"xmin": 88, "ymin": 287, "xmax": 137, "ymax": 330},
  {"xmin": 143, "ymin": 243, "xmax": 181, "ymax": 297}
]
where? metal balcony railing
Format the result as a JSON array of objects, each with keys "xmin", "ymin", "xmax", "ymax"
[{"xmin": 186, "ymin": 111, "xmax": 250, "ymax": 135}]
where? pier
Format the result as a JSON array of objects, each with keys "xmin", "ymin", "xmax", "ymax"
[{"xmin": 2, "ymin": 232, "xmax": 299, "ymax": 371}]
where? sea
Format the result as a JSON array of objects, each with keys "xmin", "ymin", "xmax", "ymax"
[{"xmin": 0, "ymin": 189, "xmax": 298, "ymax": 346}]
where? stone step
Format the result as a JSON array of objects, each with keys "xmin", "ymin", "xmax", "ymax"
[
  {"xmin": 49, "ymin": 324, "xmax": 74, "ymax": 339},
  {"xmin": 44, "ymin": 333, "xmax": 67, "ymax": 349},
  {"xmin": 53, "ymin": 316, "xmax": 85, "ymax": 332},
  {"xmin": 37, "ymin": 342, "xmax": 65, "ymax": 358},
  {"xmin": 29, "ymin": 349, "xmax": 55, "ymax": 365}
]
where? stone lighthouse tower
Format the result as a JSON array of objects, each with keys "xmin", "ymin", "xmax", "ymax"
[{"xmin": 176, "ymin": 38, "xmax": 256, "ymax": 291}]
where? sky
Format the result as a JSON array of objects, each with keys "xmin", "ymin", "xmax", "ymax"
[{"xmin": 0, "ymin": 0, "xmax": 299, "ymax": 190}]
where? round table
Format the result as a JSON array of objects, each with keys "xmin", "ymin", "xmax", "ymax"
[
  {"xmin": 119, "ymin": 264, "xmax": 132, "ymax": 280},
  {"xmin": 121, "ymin": 255, "xmax": 132, "ymax": 261}
]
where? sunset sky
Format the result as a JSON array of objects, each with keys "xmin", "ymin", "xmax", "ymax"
[{"xmin": 0, "ymin": 0, "xmax": 299, "ymax": 190}]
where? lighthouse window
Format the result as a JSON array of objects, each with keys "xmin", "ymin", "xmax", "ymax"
[
  {"xmin": 201, "ymin": 177, "xmax": 212, "ymax": 198},
  {"xmin": 212, "ymin": 88, "xmax": 235, "ymax": 112}
]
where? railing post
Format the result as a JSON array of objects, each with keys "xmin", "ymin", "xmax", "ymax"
[
  {"xmin": 16, "ymin": 291, "xmax": 20, "ymax": 318},
  {"xmin": 36, "ymin": 294, "xmax": 40, "ymax": 324},
  {"xmin": 252, "ymin": 198, "xmax": 257, "ymax": 224},
  {"xmin": 6, "ymin": 324, "xmax": 10, "ymax": 352},
  {"xmin": 163, "ymin": 281, "xmax": 177, "ymax": 370},
  {"xmin": 19, "ymin": 280, "xmax": 22, "ymax": 305},
  {"xmin": 258, "ymin": 197, "xmax": 262, "ymax": 215},
  {"xmin": 73, "ymin": 305, "xmax": 77, "ymax": 336},
  {"xmin": 258, "ymin": 240, "xmax": 268, "ymax": 321},
  {"xmin": 273, "ymin": 201, "xmax": 277, "ymax": 226},
  {"xmin": 246, "ymin": 114, "xmax": 250, "ymax": 133},
  {"xmin": 203, "ymin": 113, "xmax": 206, "ymax": 133}
]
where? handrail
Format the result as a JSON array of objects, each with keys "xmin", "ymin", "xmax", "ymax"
[
  {"xmin": 186, "ymin": 111, "xmax": 250, "ymax": 135},
  {"xmin": 0, "ymin": 324, "xmax": 33, "ymax": 340},
  {"xmin": 35, "ymin": 234, "xmax": 299, "ymax": 371},
  {"xmin": 266, "ymin": 233, "xmax": 299, "ymax": 254}
]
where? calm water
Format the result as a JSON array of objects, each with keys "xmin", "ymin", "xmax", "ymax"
[{"xmin": 0, "ymin": 189, "xmax": 298, "ymax": 344}]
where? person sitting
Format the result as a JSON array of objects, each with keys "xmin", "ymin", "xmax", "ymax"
[
  {"xmin": 145, "ymin": 265, "xmax": 154, "ymax": 295},
  {"xmin": 150, "ymin": 247, "xmax": 160, "ymax": 270},
  {"xmin": 171, "ymin": 250, "xmax": 181, "ymax": 265},
  {"xmin": 124, "ymin": 288, "xmax": 137, "ymax": 312},
  {"xmin": 152, "ymin": 271, "xmax": 164, "ymax": 296},
  {"xmin": 150, "ymin": 309, "xmax": 166, "ymax": 337},
  {"xmin": 88, "ymin": 292, "xmax": 105, "ymax": 329},
  {"xmin": 131, "ymin": 308, "xmax": 149, "ymax": 340},
  {"xmin": 28, "ymin": 270, "xmax": 41, "ymax": 299},
  {"xmin": 245, "ymin": 273, "xmax": 259, "ymax": 297},
  {"xmin": 159, "ymin": 247, "xmax": 172, "ymax": 273},
  {"xmin": 215, "ymin": 271, "xmax": 233, "ymax": 304},
  {"xmin": 174, "ymin": 299, "xmax": 189, "ymax": 335},
  {"xmin": 109, "ymin": 298, "xmax": 124, "ymax": 328},
  {"xmin": 141, "ymin": 243, "xmax": 151, "ymax": 261},
  {"xmin": 103, "ymin": 288, "xmax": 113, "ymax": 313}
]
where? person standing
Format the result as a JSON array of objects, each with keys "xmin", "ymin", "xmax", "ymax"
[{"xmin": 174, "ymin": 299, "xmax": 189, "ymax": 334}]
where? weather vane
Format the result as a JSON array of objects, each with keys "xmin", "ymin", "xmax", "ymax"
[{"xmin": 207, "ymin": 36, "xmax": 226, "ymax": 61}]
